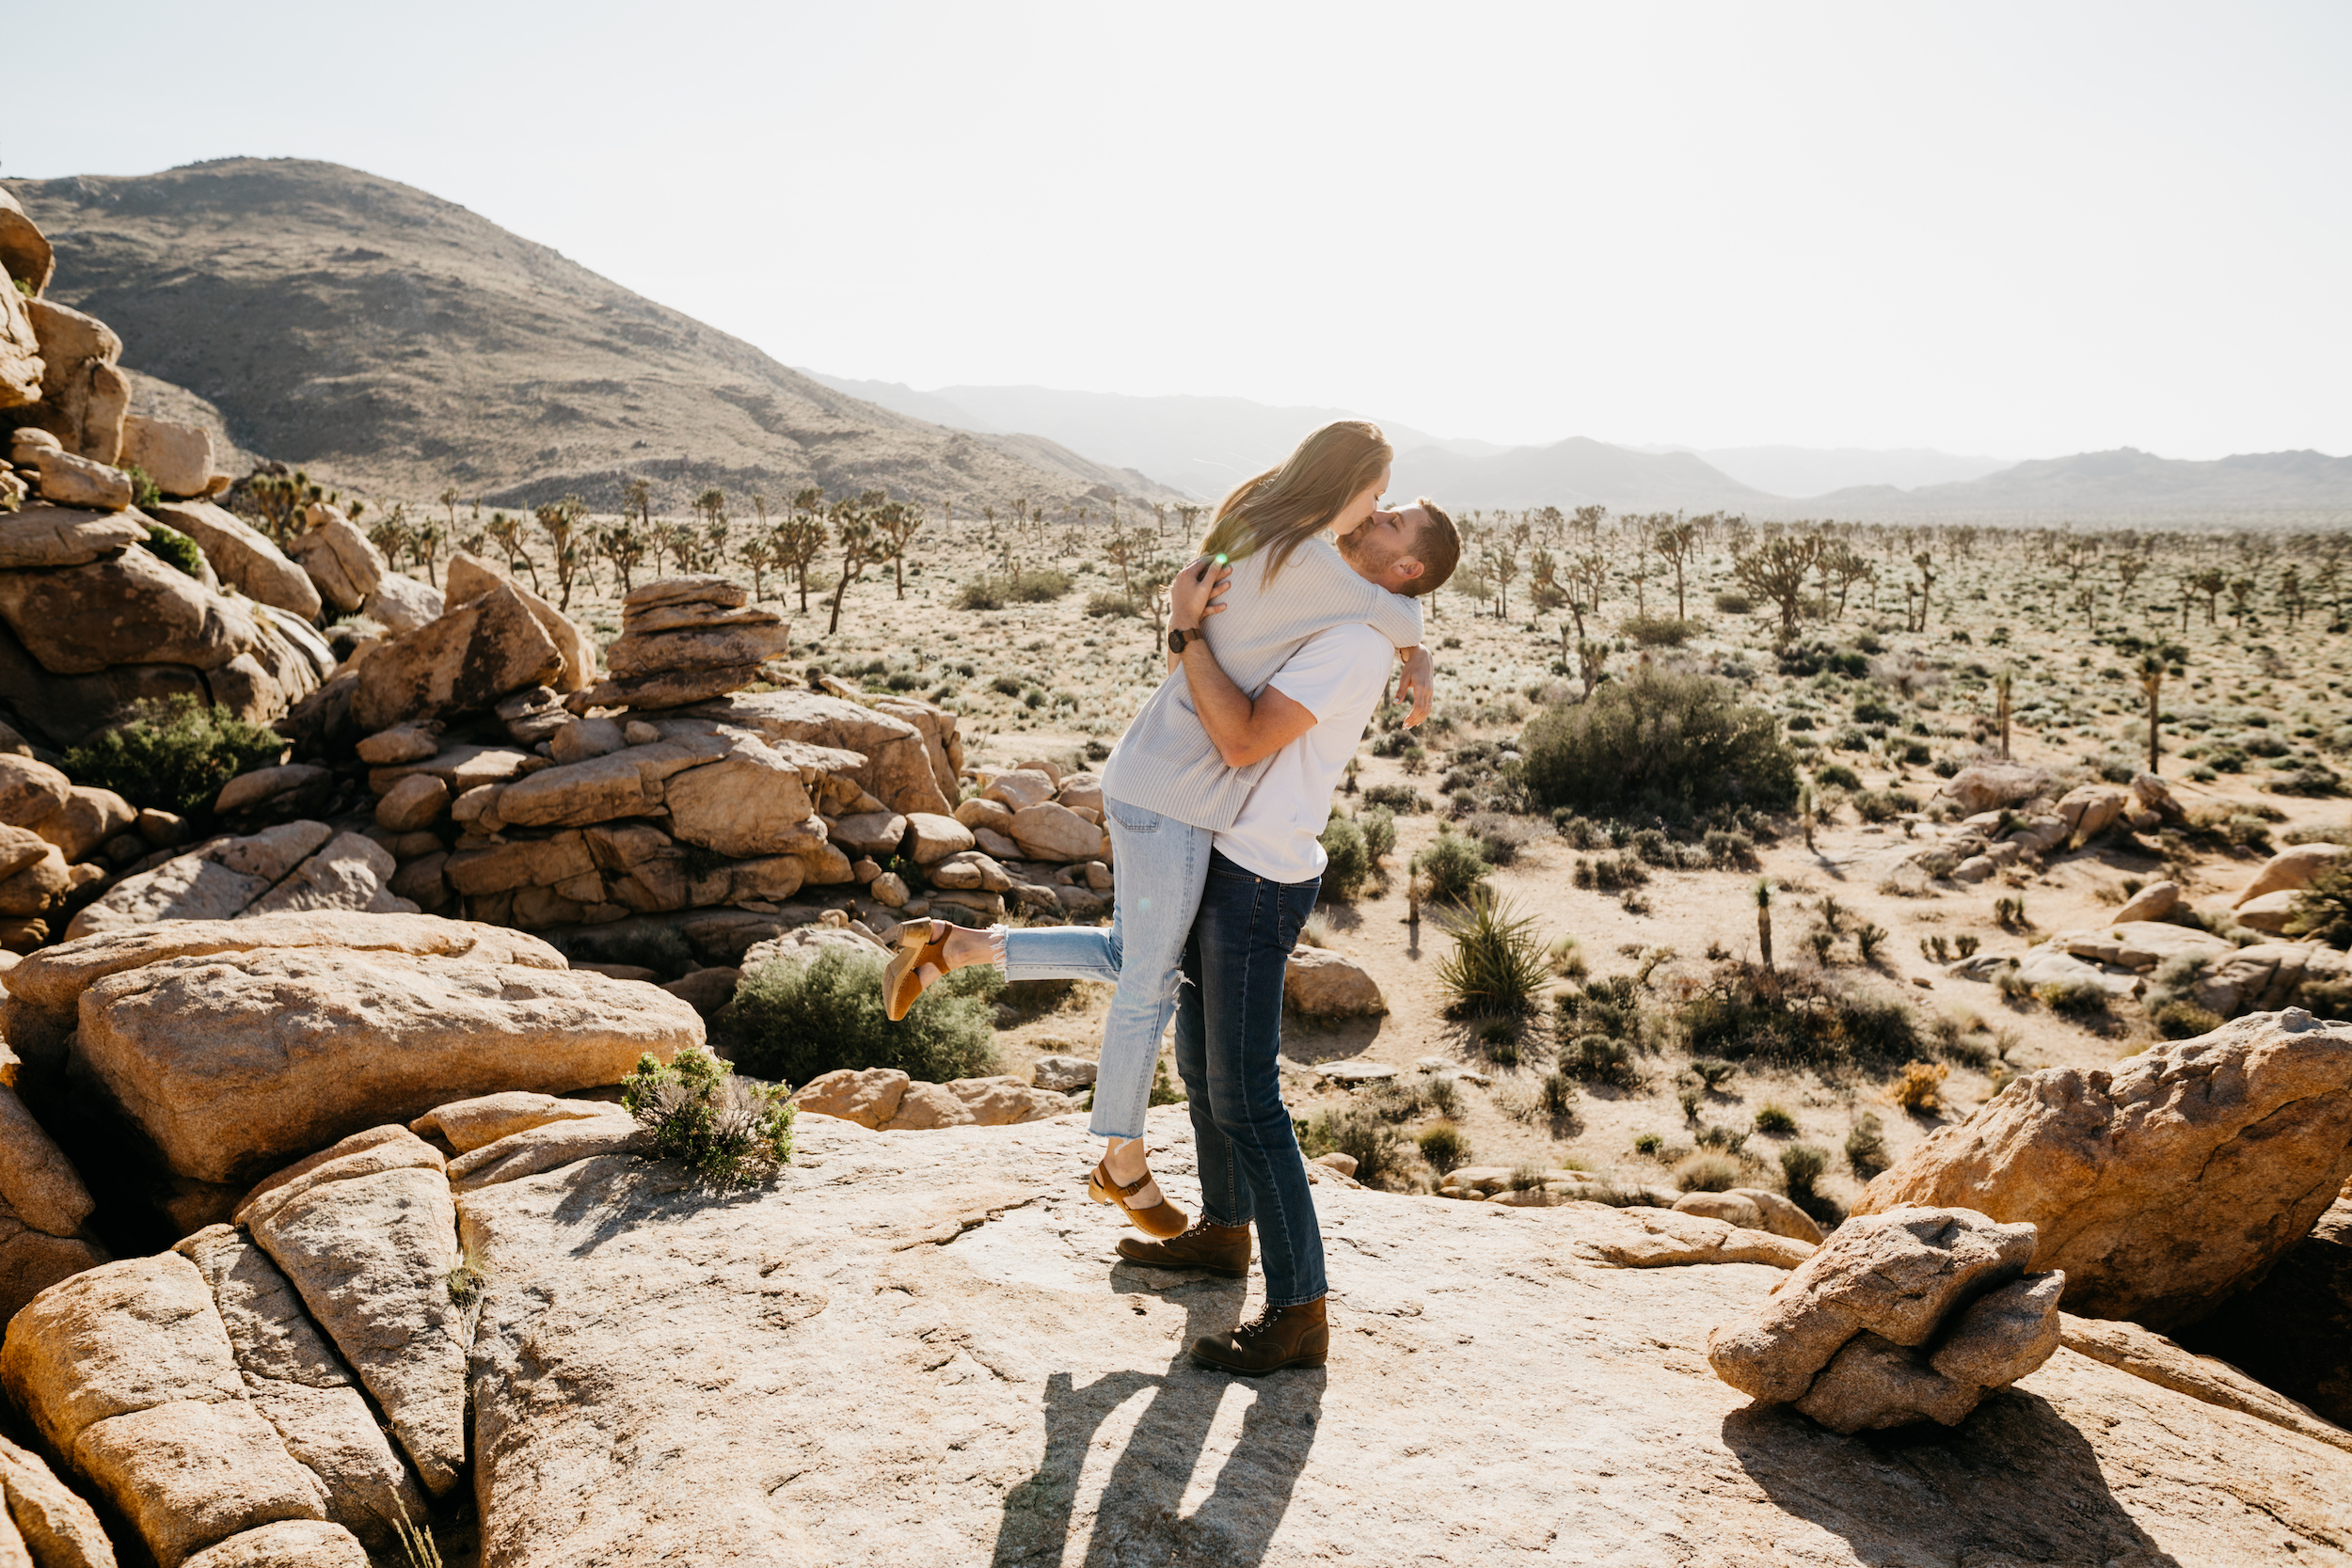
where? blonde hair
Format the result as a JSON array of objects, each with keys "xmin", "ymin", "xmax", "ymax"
[{"xmin": 1199, "ymin": 420, "xmax": 1392, "ymax": 582}]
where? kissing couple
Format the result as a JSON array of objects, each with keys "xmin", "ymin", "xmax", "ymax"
[{"xmin": 885, "ymin": 420, "xmax": 1458, "ymax": 1373}]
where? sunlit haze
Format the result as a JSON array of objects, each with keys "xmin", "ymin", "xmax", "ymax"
[{"xmin": 7, "ymin": 0, "xmax": 2346, "ymax": 460}]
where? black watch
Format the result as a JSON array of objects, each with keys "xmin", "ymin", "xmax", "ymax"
[{"xmin": 1168, "ymin": 626, "xmax": 1197, "ymax": 655}]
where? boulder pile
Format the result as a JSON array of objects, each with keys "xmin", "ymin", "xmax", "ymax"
[
  {"xmin": 1913, "ymin": 770, "xmax": 2183, "ymax": 885},
  {"xmin": 1708, "ymin": 1207, "xmax": 2064, "ymax": 1433},
  {"xmin": 575, "ymin": 574, "xmax": 790, "ymax": 709}
]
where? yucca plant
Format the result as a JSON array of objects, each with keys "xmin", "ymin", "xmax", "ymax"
[{"xmin": 1435, "ymin": 889, "xmax": 1549, "ymax": 1019}]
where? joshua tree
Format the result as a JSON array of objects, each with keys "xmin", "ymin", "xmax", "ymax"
[
  {"xmin": 2227, "ymin": 575, "xmax": 2255, "ymax": 627},
  {"xmin": 1104, "ymin": 526, "xmax": 1142, "ymax": 604},
  {"xmin": 595, "ymin": 520, "xmax": 646, "ymax": 594},
  {"xmin": 1732, "ymin": 533, "xmax": 1825, "ymax": 641},
  {"xmin": 693, "ymin": 488, "xmax": 730, "ymax": 564},
  {"xmin": 775, "ymin": 508, "xmax": 826, "ymax": 611},
  {"xmin": 2279, "ymin": 564, "xmax": 2306, "ymax": 628},
  {"xmin": 1653, "ymin": 519, "xmax": 1696, "ymax": 620},
  {"xmin": 739, "ymin": 534, "xmax": 778, "ymax": 602},
  {"xmin": 1819, "ymin": 543, "xmax": 1874, "ymax": 617},
  {"xmin": 1486, "ymin": 543, "xmax": 1518, "ymax": 620},
  {"xmin": 1994, "ymin": 669, "xmax": 2013, "ymax": 760},
  {"xmin": 826, "ymin": 492, "xmax": 887, "ymax": 634},
  {"xmin": 2137, "ymin": 653, "xmax": 2165, "ymax": 774},
  {"xmin": 872, "ymin": 497, "xmax": 926, "ymax": 599},
  {"xmin": 1576, "ymin": 639, "xmax": 1609, "ymax": 700},
  {"xmin": 623, "ymin": 478, "xmax": 654, "ymax": 531},
  {"xmin": 485, "ymin": 512, "xmax": 537, "ymax": 593},
  {"xmin": 437, "ymin": 486, "xmax": 460, "ymax": 535},
  {"xmin": 534, "ymin": 496, "xmax": 589, "ymax": 610},
  {"xmin": 2185, "ymin": 567, "xmax": 2226, "ymax": 625},
  {"xmin": 1528, "ymin": 547, "xmax": 1565, "ymax": 612},
  {"xmin": 2116, "ymin": 555, "xmax": 2147, "ymax": 606}
]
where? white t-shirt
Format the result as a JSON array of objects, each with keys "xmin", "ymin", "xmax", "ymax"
[{"xmin": 1211, "ymin": 622, "xmax": 1395, "ymax": 884}]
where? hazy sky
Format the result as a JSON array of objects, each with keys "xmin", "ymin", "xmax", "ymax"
[{"xmin": 7, "ymin": 2, "xmax": 2346, "ymax": 460}]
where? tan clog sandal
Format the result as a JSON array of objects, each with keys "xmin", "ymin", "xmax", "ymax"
[
  {"xmin": 882, "ymin": 919, "xmax": 952, "ymax": 1022},
  {"xmin": 1089, "ymin": 1159, "xmax": 1189, "ymax": 1240}
]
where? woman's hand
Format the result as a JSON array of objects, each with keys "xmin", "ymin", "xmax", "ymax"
[
  {"xmin": 1169, "ymin": 555, "xmax": 1232, "ymax": 628},
  {"xmin": 1392, "ymin": 645, "xmax": 1435, "ymax": 727}
]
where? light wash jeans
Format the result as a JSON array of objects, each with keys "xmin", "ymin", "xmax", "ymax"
[{"xmin": 1000, "ymin": 794, "xmax": 1213, "ymax": 1140}]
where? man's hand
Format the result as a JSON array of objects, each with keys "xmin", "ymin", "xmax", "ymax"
[
  {"xmin": 1392, "ymin": 645, "xmax": 1435, "ymax": 727},
  {"xmin": 1169, "ymin": 555, "xmax": 1232, "ymax": 629}
]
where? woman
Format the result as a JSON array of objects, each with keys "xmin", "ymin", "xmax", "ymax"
[{"xmin": 884, "ymin": 420, "xmax": 1433, "ymax": 1239}]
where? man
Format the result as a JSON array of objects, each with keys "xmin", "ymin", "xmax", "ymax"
[{"xmin": 1130, "ymin": 499, "xmax": 1460, "ymax": 1374}]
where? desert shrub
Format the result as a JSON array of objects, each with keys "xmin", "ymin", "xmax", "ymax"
[
  {"xmin": 1465, "ymin": 812, "xmax": 1539, "ymax": 866},
  {"xmin": 1632, "ymin": 1132, "xmax": 1665, "ymax": 1156},
  {"xmin": 1518, "ymin": 667, "xmax": 1799, "ymax": 819},
  {"xmin": 2035, "ymin": 978, "xmax": 2109, "ymax": 1017},
  {"xmin": 1562, "ymin": 1032, "xmax": 1642, "ymax": 1089},
  {"xmin": 1573, "ymin": 851, "xmax": 1648, "ymax": 892},
  {"xmin": 1299, "ymin": 1108, "xmax": 1406, "ymax": 1186},
  {"xmin": 1083, "ymin": 592, "xmax": 1136, "ymax": 618},
  {"xmin": 1412, "ymin": 827, "xmax": 1491, "ymax": 904},
  {"xmin": 1678, "ymin": 967, "xmax": 1924, "ymax": 1074},
  {"xmin": 1779, "ymin": 1142, "xmax": 1830, "ymax": 1199},
  {"xmin": 2153, "ymin": 999, "xmax": 2224, "ymax": 1037},
  {"xmin": 718, "ymin": 949, "xmax": 999, "ymax": 1086},
  {"xmin": 621, "ymin": 1045, "xmax": 794, "ymax": 1188},
  {"xmin": 1844, "ymin": 1114, "xmax": 1889, "ymax": 1179},
  {"xmin": 1622, "ymin": 614, "xmax": 1700, "ymax": 648},
  {"xmin": 1753, "ymin": 1102, "xmax": 1798, "ymax": 1136},
  {"xmin": 1674, "ymin": 1152, "xmax": 1741, "ymax": 1193},
  {"xmin": 1854, "ymin": 923, "xmax": 1888, "ymax": 964},
  {"xmin": 119, "ymin": 464, "xmax": 164, "ymax": 511},
  {"xmin": 2271, "ymin": 764, "xmax": 2344, "ymax": 798},
  {"xmin": 2284, "ymin": 865, "xmax": 2352, "ymax": 947},
  {"xmin": 1891, "ymin": 1059, "xmax": 1949, "ymax": 1113},
  {"xmin": 1007, "ymin": 567, "xmax": 1073, "ymax": 602},
  {"xmin": 1362, "ymin": 783, "xmax": 1430, "ymax": 815},
  {"xmin": 1853, "ymin": 790, "xmax": 1902, "ymax": 824},
  {"xmin": 1703, "ymin": 828, "xmax": 1758, "ymax": 868},
  {"xmin": 957, "ymin": 579, "xmax": 1006, "ymax": 610},
  {"xmin": 1548, "ymin": 933, "xmax": 1588, "ymax": 979},
  {"xmin": 1318, "ymin": 813, "xmax": 1373, "ymax": 900},
  {"xmin": 1688, "ymin": 1056, "xmax": 1738, "ymax": 1090},
  {"xmin": 1712, "ymin": 590, "xmax": 1754, "ymax": 614},
  {"xmin": 1417, "ymin": 1123, "xmax": 1472, "ymax": 1174},
  {"xmin": 61, "ymin": 694, "xmax": 288, "ymax": 817},
  {"xmin": 139, "ymin": 519, "xmax": 207, "ymax": 578},
  {"xmin": 989, "ymin": 673, "xmax": 1023, "ymax": 696},
  {"xmin": 1814, "ymin": 763, "xmax": 1862, "ymax": 790},
  {"xmin": 1357, "ymin": 804, "xmax": 1397, "ymax": 862},
  {"xmin": 1536, "ymin": 1069, "xmax": 1581, "ymax": 1119}
]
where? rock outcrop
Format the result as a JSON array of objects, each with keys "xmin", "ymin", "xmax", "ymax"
[
  {"xmin": 2182, "ymin": 1181, "xmax": 2352, "ymax": 1429},
  {"xmin": 71, "ymin": 937, "xmax": 699, "ymax": 1184},
  {"xmin": 64, "ymin": 822, "xmax": 411, "ymax": 942},
  {"xmin": 790, "ymin": 1066, "xmax": 1073, "ymax": 1131},
  {"xmin": 1853, "ymin": 1010, "xmax": 2352, "ymax": 1328},
  {"xmin": 576, "ymin": 576, "xmax": 784, "ymax": 710}
]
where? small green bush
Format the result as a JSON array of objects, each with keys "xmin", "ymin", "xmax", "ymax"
[
  {"xmin": 1621, "ymin": 614, "xmax": 1700, "ymax": 648},
  {"xmin": 1518, "ymin": 667, "xmax": 1799, "ymax": 819},
  {"xmin": 2153, "ymin": 999, "xmax": 2224, "ymax": 1038},
  {"xmin": 1815, "ymin": 763, "xmax": 1862, "ymax": 790},
  {"xmin": 1678, "ymin": 967, "xmax": 1924, "ymax": 1074},
  {"xmin": 1713, "ymin": 590, "xmax": 1754, "ymax": 614},
  {"xmin": 1675, "ymin": 1152, "xmax": 1741, "ymax": 1192},
  {"xmin": 1536, "ymin": 1069, "xmax": 1580, "ymax": 1119},
  {"xmin": 1299, "ymin": 1108, "xmax": 1406, "ymax": 1186},
  {"xmin": 1779, "ymin": 1142, "xmax": 1830, "ymax": 1198},
  {"xmin": 2284, "ymin": 865, "xmax": 2352, "ymax": 947},
  {"xmin": 1572, "ymin": 851, "xmax": 1648, "ymax": 892},
  {"xmin": 1436, "ymin": 889, "xmax": 1548, "ymax": 1018},
  {"xmin": 1357, "ymin": 804, "xmax": 1397, "ymax": 862},
  {"xmin": 1753, "ymin": 1102, "xmax": 1798, "ymax": 1136},
  {"xmin": 1362, "ymin": 783, "xmax": 1430, "ymax": 815},
  {"xmin": 119, "ymin": 464, "xmax": 164, "ymax": 511},
  {"xmin": 1688, "ymin": 1056, "xmax": 1738, "ymax": 1090},
  {"xmin": 957, "ymin": 580, "xmax": 1005, "ymax": 610},
  {"xmin": 2035, "ymin": 978, "xmax": 2110, "ymax": 1016},
  {"xmin": 717, "ymin": 949, "xmax": 999, "ymax": 1086},
  {"xmin": 1083, "ymin": 592, "xmax": 1137, "ymax": 618},
  {"xmin": 1632, "ymin": 1132, "xmax": 1665, "ymax": 1156},
  {"xmin": 1563, "ymin": 1032, "xmax": 1642, "ymax": 1089},
  {"xmin": 1412, "ymin": 827, "xmax": 1491, "ymax": 904},
  {"xmin": 1845, "ymin": 1113, "xmax": 1889, "ymax": 1179},
  {"xmin": 140, "ymin": 518, "xmax": 205, "ymax": 578},
  {"xmin": 61, "ymin": 694, "xmax": 288, "ymax": 817},
  {"xmin": 1417, "ymin": 1122, "xmax": 1471, "ymax": 1174},
  {"xmin": 1318, "ymin": 813, "xmax": 1373, "ymax": 900},
  {"xmin": 621, "ymin": 1045, "xmax": 794, "ymax": 1188}
]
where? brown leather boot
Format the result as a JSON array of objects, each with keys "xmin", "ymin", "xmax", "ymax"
[
  {"xmin": 1190, "ymin": 1296, "xmax": 1328, "ymax": 1374},
  {"xmin": 1117, "ymin": 1220, "xmax": 1251, "ymax": 1278}
]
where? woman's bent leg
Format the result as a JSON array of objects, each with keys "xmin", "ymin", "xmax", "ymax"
[
  {"xmin": 1084, "ymin": 798, "xmax": 1214, "ymax": 1141},
  {"xmin": 1192, "ymin": 852, "xmax": 1327, "ymax": 1307}
]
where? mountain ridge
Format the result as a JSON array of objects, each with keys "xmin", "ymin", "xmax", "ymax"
[{"xmin": 4, "ymin": 158, "xmax": 1178, "ymax": 515}]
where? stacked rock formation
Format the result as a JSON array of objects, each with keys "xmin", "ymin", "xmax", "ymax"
[
  {"xmin": 575, "ymin": 575, "xmax": 791, "ymax": 709},
  {"xmin": 1708, "ymin": 1206, "xmax": 2066, "ymax": 1433}
]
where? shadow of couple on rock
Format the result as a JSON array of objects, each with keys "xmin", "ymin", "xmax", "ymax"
[{"xmin": 989, "ymin": 1271, "xmax": 1325, "ymax": 1567}]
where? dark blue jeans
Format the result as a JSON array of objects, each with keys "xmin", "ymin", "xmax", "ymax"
[{"xmin": 1171, "ymin": 850, "xmax": 1327, "ymax": 1307}]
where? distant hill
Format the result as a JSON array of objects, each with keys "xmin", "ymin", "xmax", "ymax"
[
  {"xmin": 5, "ymin": 159, "xmax": 1176, "ymax": 514},
  {"xmin": 1804, "ymin": 448, "xmax": 2352, "ymax": 522},
  {"xmin": 1388, "ymin": 437, "xmax": 1774, "ymax": 513},
  {"xmin": 1636, "ymin": 445, "xmax": 2016, "ymax": 499},
  {"xmin": 800, "ymin": 375, "xmax": 1504, "ymax": 499}
]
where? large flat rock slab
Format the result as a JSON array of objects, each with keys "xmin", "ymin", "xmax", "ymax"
[{"xmin": 459, "ymin": 1108, "xmax": 2352, "ymax": 1567}]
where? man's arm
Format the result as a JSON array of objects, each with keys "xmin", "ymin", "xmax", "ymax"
[{"xmin": 1168, "ymin": 556, "xmax": 1317, "ymax": 768}]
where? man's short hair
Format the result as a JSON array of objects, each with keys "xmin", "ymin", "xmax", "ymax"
[{"xmin": 1402, "ymin": 497, "xmax": 1461, "ymax": 596}]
